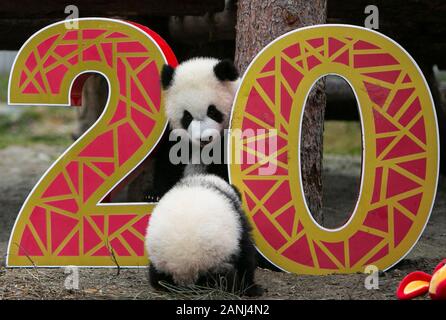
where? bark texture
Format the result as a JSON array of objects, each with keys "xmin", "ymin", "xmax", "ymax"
[
  {"xmin": 75, "ymin": 74, "xmax": 108, "ymax": 140},
  {"xmin": 234, "ymin": 0, "xmax": 327, "ymax": 224}
]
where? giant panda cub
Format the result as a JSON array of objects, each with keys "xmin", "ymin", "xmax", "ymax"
[
  {"xmin": 145, "ymin": 174, "xmax": 263, "ymax": 296},
  {"xmin": 152, "ymin": 58, "xmax": 240, "ymax": 198}
]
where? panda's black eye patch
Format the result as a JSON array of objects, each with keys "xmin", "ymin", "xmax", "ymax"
[
  {"xmin": 207, "ymin": 105, "xmax": 224, "ymax": 123},
  {"xmin": 181, "ymin": 110, "xmax": 193, "ymax": 129}
]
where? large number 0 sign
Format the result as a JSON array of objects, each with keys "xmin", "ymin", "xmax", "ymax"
[
  {"xmin": 8, "ymin": 21, "xmax": 438, "ymax": 273},
  {"xmin": 229, "ymin": 25, "xmax": 438, "ymax": 274},
  {"xmin": 7, "ymin": 18, "xmax": 177, "ymax": 266}
]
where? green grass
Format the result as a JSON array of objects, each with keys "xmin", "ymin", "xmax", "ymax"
[
  {"xmin": 323, "ymin": 120, "xmax": 362, "ymax": 156},
  {"xmin": 0, "ymin": 133, "xmax": 71, "ymax": 150},
  {"xmin": 0, "ymin": 72, "xmax": 9, "ymax": 102},
  {"xmin": 0, "ymin": 72, "xmax": 75, "ymax": 149},
  {"xmin": 0, "ymin": 108, "xmax": 74, "ymax": 149},
  {"xmin": 0, "ymin": 111, "xmax": 363, "ymax": 154},
  {"xmin": 0, "ymin": 72, "xmax": 363, "ymax": 154},
  {"xmin": 0, "ymin": 66, "xmax": 76, "ymax": 148}
]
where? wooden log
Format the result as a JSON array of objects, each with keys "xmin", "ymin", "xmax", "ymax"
[
  {"xmin": 0, "ymin": 0, "xmax": 225, "ymax": 49},
  {"xmin": 168, "ymin": 1, "xmax": 236, "ymax": 43},
  {"xmin": 0, "ymin": 0, "xmax": 225, "ymax": 19}
]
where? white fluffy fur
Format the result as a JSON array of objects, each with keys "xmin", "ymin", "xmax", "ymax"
[
  {"xmin": 164, "ymin": 57, "xmax": 240, "ymax": 146},
  {"xmin": 146, "ymin": 174, "xmax": 242, "ymax": 285},
  {"xmin": 185, "ymin": 174, "xmax": 240, "ymax": 206}
]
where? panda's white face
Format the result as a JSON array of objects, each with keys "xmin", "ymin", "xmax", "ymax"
[{"xmin": 162, "ymin": 58, "xmax": 240, "ymax": 147}]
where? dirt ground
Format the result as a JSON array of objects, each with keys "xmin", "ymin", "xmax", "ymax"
[{"xmin": 0, "ymin": 145, "xmax": 445, "ymax": 300}]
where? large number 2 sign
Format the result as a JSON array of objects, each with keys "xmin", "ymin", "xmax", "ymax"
[
  {"xmin": 7, "ymin": 18, "xmax": 177, "ymax": 266},
  {"xmin": 7, "ymin": 21, "xmax": 438, "ymax": 274}
]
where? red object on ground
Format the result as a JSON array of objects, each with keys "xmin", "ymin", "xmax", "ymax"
[{"xmin": 397, "ymin": 259, "xmax": 446, "ymax": 300}]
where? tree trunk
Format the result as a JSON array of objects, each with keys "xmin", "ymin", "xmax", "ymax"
[
  {"xmin": 75, "ymin": 74, "xmax": 108, "ymax": 140},
  {"xmin": 234, "ymin": 0, "xmax": 327, "ymax": 224}
]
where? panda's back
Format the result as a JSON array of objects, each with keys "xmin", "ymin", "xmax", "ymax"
[{"xmin": 146, "ymin": 175, "xmax": 242, "ymax": 285}]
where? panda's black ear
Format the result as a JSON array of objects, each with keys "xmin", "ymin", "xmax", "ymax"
[
  {"xmin": 214, "ymin": 59, "xmax": 239, "ymax": 82},
  {"xmin": 161, "ymin": 64, "xmax": 175, "ymax": 90}
]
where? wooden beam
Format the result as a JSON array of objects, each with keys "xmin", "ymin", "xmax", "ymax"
[
  {"xmin": 0, "ymin": 0, "xmax": 225, "ymax": 49},
  {"xmin": 0, "ymin": 0, "xmax": 225, "ymax": 19},
  {"xmin": 235, "ymin": 0, "xmax": 327, "ymax": 224}
]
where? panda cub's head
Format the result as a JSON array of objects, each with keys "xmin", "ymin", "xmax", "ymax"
[{"xmin": 161, "ymin": 57, "xmax": 240, "ymax": 147}]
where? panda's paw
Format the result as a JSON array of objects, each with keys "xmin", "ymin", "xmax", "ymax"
[{"xmin": 244, "ymin": 284, "xmax": 264, "ymax": 297}]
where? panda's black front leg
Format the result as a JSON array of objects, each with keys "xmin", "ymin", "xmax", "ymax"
[
  {"xmin": 233, "ymin": 240, "xmax": 264, "ymax": 297},
  {"xmin": 148, "ymin": 264, "xmax": 175, "ymax": 291}
]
